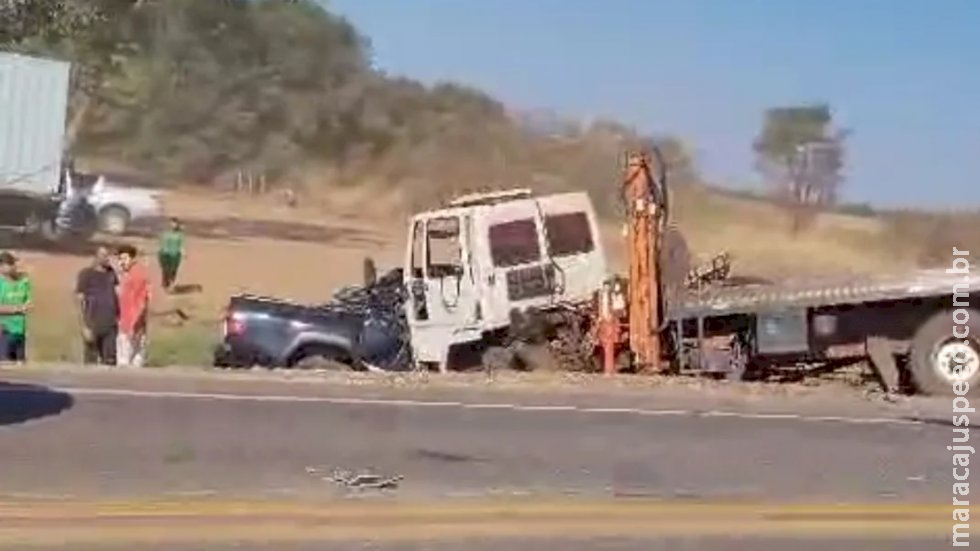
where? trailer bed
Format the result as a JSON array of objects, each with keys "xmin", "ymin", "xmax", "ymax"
[{"xmin": 667, "ymin": 268, "xmax": 965, "ymax": 319}]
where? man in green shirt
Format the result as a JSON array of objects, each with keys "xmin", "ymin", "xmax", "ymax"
[
  {"xmin": 0, "ymin": 251, "xmax": 31, "ymax": 362},
  {"xmin": 158, "ymin": 217, "xmax": 185, "ymax": 292}
]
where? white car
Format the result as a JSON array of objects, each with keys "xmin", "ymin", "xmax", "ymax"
[{"xmin": 83, "ymin": 175, "xmax": 164, "ymax": 235}]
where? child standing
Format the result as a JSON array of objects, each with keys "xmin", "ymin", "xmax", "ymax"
[
  {"xmin": 158, "ymin": 217, "xmax": 184, "ymax": 292},
  {"xmin": 0, "ymin": 252, "xmax": 31, "ymax": 363}
]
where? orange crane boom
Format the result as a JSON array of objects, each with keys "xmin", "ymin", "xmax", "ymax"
[{"xmin": 622, "ymin": 152, "xmax": 664, "ymax": 372}]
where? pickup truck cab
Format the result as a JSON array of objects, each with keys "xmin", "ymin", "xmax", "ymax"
[{"xmin": 214, "ymin": 269, "xmax": 410, "ymax": 371}]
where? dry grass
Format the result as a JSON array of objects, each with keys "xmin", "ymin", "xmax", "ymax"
[
  {"xmin": 656, "ymin": 185, "xmax": 910, "ymax": 277},
  {"xmin": 12, "ymin": 184, "xmax": 936, "ymax": 367}
]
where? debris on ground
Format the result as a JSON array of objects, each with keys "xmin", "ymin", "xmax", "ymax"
[{"xmin": 306, "ymin": 466, "xmax": 403, "ymax": 490}]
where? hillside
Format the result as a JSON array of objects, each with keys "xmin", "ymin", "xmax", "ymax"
[{"xmin": 5, "ymin": 0, "xmax": 691, "ymax": 202}]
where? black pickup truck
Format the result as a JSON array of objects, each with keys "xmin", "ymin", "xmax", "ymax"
[{"xmin": 213, "ymin": 269, "xmax": 411, "ymax": 371}]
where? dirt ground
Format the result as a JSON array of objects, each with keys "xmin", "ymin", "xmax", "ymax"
[{"xmin": 5, "ymin": 186, "xmax": 911, "ymax": 366}]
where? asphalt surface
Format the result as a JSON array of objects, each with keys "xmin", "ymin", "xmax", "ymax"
[
  {"xmin": 0, "ymin": 366, "xmax": 957, "ymax": 548},
  {"xmin": 0, "ymin": 366, "xmax": 954, "ymax": 501}
]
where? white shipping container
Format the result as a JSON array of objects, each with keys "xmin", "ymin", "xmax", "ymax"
[{"xmin": 0, "ymin": 52, "xmax": 71, "ymax": 195}]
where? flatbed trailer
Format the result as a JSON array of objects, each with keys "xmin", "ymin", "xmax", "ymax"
[{"xmin": 665, "ymin": 267, "xmax": 975, "ymax": 396}]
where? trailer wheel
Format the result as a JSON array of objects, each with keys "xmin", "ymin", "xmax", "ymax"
[{"xmin": 909, "ymin": 309, "xmax": 980, "ymax": 396}]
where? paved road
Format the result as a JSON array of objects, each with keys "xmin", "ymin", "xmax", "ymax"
[
  {"xmin": 0, "ymin": 367, "xmax": 957, "ymax": 548},
  {"xmin": 0, "ymin": 366, "xmax": 953, "ymax": 501}
]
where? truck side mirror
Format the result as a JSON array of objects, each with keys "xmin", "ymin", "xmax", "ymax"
[{"xmin": 363, "ymin": 257, "xmax": 377, "ymax": 287}]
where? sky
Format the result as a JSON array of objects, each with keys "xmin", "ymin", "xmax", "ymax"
[{"xmin": 327, "ymin": 0, "xmax": 978, "ymax": 209}]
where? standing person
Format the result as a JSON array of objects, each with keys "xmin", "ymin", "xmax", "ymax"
[
  {"xmin": 158, "ymin": 218, "xmax": 184, "ymax": 292},
  {"xmin": 115, "ymin": 244, "xmax": 150, "ymax": 368},
  {"xmin": 75, "ymin": 246, "xmax": 119, "ymax": 365},
  {"xmin": 0, "ymin": 252, "xmax": 31, "ymax": 363}
]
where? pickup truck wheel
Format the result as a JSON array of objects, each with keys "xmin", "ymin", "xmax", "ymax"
[
  {"xmin": 289, "ymin": 345, "xmax": 351, "ymax": 371},
  {"xmin": 98, "ymin": 205, "xmax": 130, "ymax": 235},
  {"xmin": 909, "ymin": 309, "xmax": 980, "ymax": 396}
]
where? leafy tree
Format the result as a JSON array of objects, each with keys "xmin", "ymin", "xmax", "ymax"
[
  {"xmin": 0, "ymin": 0, "xmax": 111, "ymax": 45},
  {"xmin": 753, "ymin": 104, "xmax": 847, "ymax": 232}
]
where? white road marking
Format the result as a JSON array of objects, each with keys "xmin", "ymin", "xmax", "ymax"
[
  {"xmin": 584, "ymin": 407, "xmax": 652, "ymax": 414},
  {"xmin": 631, "ymin": 409, "xmax": 690, "ymax": 416},
  {"xmin": 52, "ymin": 386, "xmax": 927, "ymax": 427},
  {"xmin": 463, "ymin": 403, "xmax": 522, "ymax": 410},
  {"xmin": 832, "ymin": 416, "xmax": 922, "ymax": 425},
  {"xmin": 732, "ymin": 413, "xmax": 801, "ymax": 420},
  {"xmin": 801, "ymin": 415, "xmax": 848, "ymax": 423},
  {"xmin": 515, "ymin": 405, "xmax": 578, "ymax": 412}
]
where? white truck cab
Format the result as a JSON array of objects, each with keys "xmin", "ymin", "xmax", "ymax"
[{"xmin": 403, "ymin": 188, "xmax": 608, "ymax": 371}]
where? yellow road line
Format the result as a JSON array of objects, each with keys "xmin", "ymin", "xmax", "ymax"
[{"xmin": 0, "ymin": 498, "xmax": 950, "ymax": 546}]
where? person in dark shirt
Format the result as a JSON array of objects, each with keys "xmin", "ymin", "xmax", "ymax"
[{"xmin": 75, "ymin": 246, "xmax": 119, "ymax": 365}]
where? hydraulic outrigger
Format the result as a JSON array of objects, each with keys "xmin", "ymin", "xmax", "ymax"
[{"xmin": 597, "ymin": 150, "xmax": 670, "ymax": 374}]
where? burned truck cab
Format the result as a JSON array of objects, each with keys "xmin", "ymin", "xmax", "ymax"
[{"xmin": 403, "ymin": 188, "xmax": 608, "ymax": 371}]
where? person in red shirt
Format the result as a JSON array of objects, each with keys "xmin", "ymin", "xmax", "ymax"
[{"xmin": 115, "ymin": 244, "xmax": 150, "ymax": 367}]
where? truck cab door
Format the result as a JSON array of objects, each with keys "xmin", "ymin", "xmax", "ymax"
[
  {"xmin": 403, "ymin": 213, "xmax": 479, "ymax": 370},
  {"xmin": 477, "ymin": 199, "xmax": 555, "ymax": 330}
]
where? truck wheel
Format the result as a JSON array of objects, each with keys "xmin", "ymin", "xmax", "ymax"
[
  {"xmin": 909, "ymin": 309, "xmax": 980, "ymax": 396},
  {"xmin": 289, "ymin": 345, "xmax": 351, "ymax": 371},
  {"xmin": 98, "ymin": 206, "xmax": 130, "ymax": 235}
]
